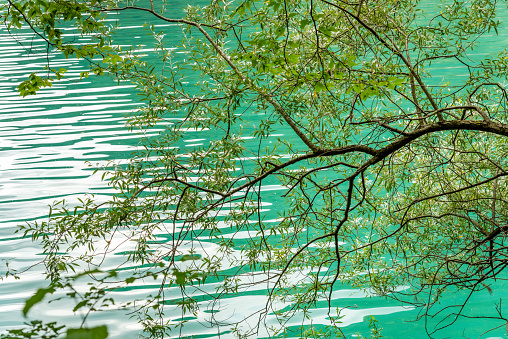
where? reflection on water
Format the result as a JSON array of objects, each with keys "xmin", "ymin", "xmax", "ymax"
[{"xmin": 0, "ymin": 26, "xmax": 142, "ymax": 335}]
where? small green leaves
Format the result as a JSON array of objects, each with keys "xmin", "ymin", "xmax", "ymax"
[
  {"xmin": 23, "ymin": 287, "xmax": 55, "ymax": 316},
  {"xmin": 1, "ymin": 320, "xmax": 65, "ymax": 338},
  {"xmin": 173, "ymin": 269, "xmax": 206, "ymax": 286},
  {"xmin": 314, "ymin": 82, "xmax": 327, "ymax": 93},
  {"xmin": 72, "ymin": 300, "xmax": 88, "ymax": 312},
  {"xmin": 174, "ymin": 270, "xmax": 188, "ymax": 285},
  {"xmin": 70, "ymin": 268, "xmax": 102, "ymax": 280},
  {"xmin": 387, "ymin": 76, "xmax": 404, "ymax": 88},
  {"xmin": 180, "ymin": 254, "xmax": 201, "ymax": 261},
  {"xmin": 65, "ymin": 326, "xmax": 108, "ymax": 339},
  {"xmin": 17, "ymin": 73, "xmax": 52, "ymax": 97},
  {"xmin": 235, "ymin": 0, "xmax": 252, "ymax": 16},
  {"xmin": 300, "ymin": 19, "xmax": 311, "ymax": 30},
  {"xmin": 54, "ymin": 68, "xmax": 67, "ymax": 80},
  {"xmin": 286, "ymin": 54, "xmax": 298, "ymax": 64},
  {"xmin": 267, "ymin": 0, "xmax": 281, "ymax": 11}
]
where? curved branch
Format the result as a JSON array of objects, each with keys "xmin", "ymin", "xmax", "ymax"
[{"xmin": 355, "ymin": 119, "xmax": 508, "ymax": 176}]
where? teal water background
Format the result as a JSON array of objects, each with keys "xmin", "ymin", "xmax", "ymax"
[{"xmin": 1, "ymin": 1, "xmax": 508, "ymax": 338}]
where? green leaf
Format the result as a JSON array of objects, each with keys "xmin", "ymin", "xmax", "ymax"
[
  {"xmin": 314, "ymin": 82, "xmax": 327, "ymax": 93},
  {"xmin": 70, "ymin": 268, "xmax": 102, "ymax": 280},
  {"xmin": 352, "ymin": 83, "xmax": 364, "ymax": 93},
  {"xmin": 66, "ymin": 326, "xmax": 108, "ymax": 339},
  {"xmin": 236, "ymin": 4, "xmax": 245, "ymax": 16},
  {"xmin": 286, "ymin": 54, "xmax": 298, "ymax": 64},
  {"xmin": 23, "ymin": 287, "xmax": 55, "ymax": 316},
  {"xmin": 300, "ymin": 19, "xmax": 311, "ymax": 30},
  {"xmin": 73, "ymin": 300, "xmax": 88, "ymax": 312},
  {"xmin": 180, "ymin": 254, "xmax": 201, "ymax": 261},
  {"xmin": 174, "ymin": 270, "xmax": 187, "ymax": 285},
  {"xmin": 387, "ymin": 76, "xmax": 404, "ymax": 87}
]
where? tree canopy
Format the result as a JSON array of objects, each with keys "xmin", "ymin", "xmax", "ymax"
[{"xmin": 3, "ymin": 0, "xmax": 508, "ymax": 337}]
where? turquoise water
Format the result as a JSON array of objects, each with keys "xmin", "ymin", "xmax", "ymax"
[
  {"xmin": 1, "ymin": 2, "xmax": 508, "ymax": 338},
  {"xmin": 0, "ymin": 23, "xmax": 142, "ymax": 336}
]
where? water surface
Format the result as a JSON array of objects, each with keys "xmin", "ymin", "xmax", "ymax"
[{"xmin": 1, "ymin": 2, "xmax": 508, "ymax": 338}]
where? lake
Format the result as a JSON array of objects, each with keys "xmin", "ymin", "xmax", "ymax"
[{"xmin": 1, "ymin": 1, "xmax": 508, "ymax": 338}]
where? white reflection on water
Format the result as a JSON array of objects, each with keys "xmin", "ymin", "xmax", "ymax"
[{"xmin": 0, "ymin": 29, "xmax": 144, "ymax": 335}]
